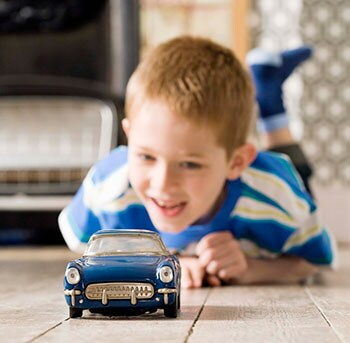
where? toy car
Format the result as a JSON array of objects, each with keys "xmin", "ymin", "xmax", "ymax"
[{"xmin": 63, "ymin": 229, "xmax": 181, "ymax": 318}]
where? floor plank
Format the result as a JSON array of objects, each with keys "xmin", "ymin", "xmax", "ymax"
[
  {"xmin": 306, "ymin": 247, "xmax": 350, "ymax": 342},
  {"xmin": 0, "ymin": 258, "xmax": 69, "ymax": 343},
  {"xmin": 1, "ymin": 245, "xmax": 349, "ymax": 343},
  {"xmin": 187, "ymin": 285, "xmax": 340, "ymax": 343},
  {"xmin": 32, "ymin": 288, "xmax": 209, "ymax": 343},
  {"xmin": 0, "ymin": 247, "xmax": 208, "ymax": 343}
]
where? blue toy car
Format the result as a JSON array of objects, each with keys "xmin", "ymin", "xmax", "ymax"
[{"xmin": 63, "ymin": 229, "xmax": 181, "ymax": 318}]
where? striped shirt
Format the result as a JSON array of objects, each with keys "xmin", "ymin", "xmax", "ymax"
[{"xmin": 58, "ymin": 146, "xmax": 336, "ymax": 267}]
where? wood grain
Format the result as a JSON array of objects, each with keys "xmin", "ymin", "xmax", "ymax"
[
  {"xmin": 188, "ymin": 286, "xmax": 339, "ymax": 343},
  {"xmin": 305, "ymin": 246, "xmax": 350, "ymax": 342},
  {"xmin": 0, "ymin": 246, "xmax": 349, "ymax": 343}
]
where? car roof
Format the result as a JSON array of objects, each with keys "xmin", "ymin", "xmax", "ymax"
[{"xmin": 91, "ymin": 229, "xmax": 160, "ymax": 238}]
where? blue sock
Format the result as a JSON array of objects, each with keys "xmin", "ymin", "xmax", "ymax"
[{"xmin": 246, "ymin": 45, "xmax": 313, "ymax": 132}]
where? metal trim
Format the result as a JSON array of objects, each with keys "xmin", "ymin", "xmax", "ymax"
[
  {"xmin": 85, "ymin": 282, "xmax": 154, "ymax": 305},
  {"xmin": 157, "ymin": 288, "xmax": 177, "ymax": 305},
  {"xmin": 64, "ymin": 288, "xmax": 82, "ymax": 306}
]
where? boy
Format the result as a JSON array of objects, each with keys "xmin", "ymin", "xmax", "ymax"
[{"xmin": 59, "ymin": 36, "xmax": 335, "ymax": 289}]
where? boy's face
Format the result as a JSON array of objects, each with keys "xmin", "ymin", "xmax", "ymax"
[{"xmin": 124, "ymin": 100, "xmax": 241, "ymax": 234}]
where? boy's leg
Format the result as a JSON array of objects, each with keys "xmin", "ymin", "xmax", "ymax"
[{"xmin": 247, "ymin": 46, "xmax": 314, "ymax": 195}]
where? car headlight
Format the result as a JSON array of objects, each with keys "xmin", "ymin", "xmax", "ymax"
[
  {"xmin": 65, "ymin": 267, "xmax": 81, "ymax": 285},
  {"xmin": 159, "ymin": 266, "xmax": 173, "ymax": 283}
]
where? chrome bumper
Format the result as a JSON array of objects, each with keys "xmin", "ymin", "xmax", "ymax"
[
  {"xmin": 85, "ymin": 282, "xmax": 154, "ymax": 305},
  {"xmin": 64, "ymin": 288, "xmax": 82, "ymax": 306},
  {"xmin": 64, "ymin": 284, "xmax": 177, "ymax": 306},
  {"xmin": 157, "ymin": 288, "xmax": 177, "ymax": 305}
]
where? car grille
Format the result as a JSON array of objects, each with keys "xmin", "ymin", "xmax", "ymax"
[{"xmin": 85, "ymin": 282, "xmax": 154, "ymax": 305}]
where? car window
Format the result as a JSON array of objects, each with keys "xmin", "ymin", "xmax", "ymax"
[{"xmin": 84, "ymin": 234, "xmax": 168, "ymax": 256}]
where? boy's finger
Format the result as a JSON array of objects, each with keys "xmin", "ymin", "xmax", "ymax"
[
  {"xmin": 196, "ymin": 231, "xmax": 233, "ymax": 255},
  {"xmin": 217, "ymin": 263, "xmax": 246, "ymax": 281},
  {"xmin": 205, "ymin": 259, "xmax": 219, "ymax": 275},
  {"xmin": 204, "ymin": 274, "xmax": 221, "ymax": 287},
  {"xmin": 181, "ymin": 267, "xmax": 194, "ymax": 289},
  {"xmin": 204, "ymin": 253, "xmax": 235, "ymax": 274},
  {"xmin": 189, "ymin": 265, "xmax": 205, "ymax": 288},
  {"xmin": 181, "ymin": 265, "xmax": 205, "ymax": 289},
  {"xmin": 197, "ymin": 240, "xmax": 240, "ymax": 268}
]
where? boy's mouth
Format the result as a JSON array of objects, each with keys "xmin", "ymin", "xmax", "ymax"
[{"xmin": 151, "ymin": 198, "xmax": 187, "ymax": 217}]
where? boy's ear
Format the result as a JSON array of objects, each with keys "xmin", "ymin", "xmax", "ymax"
[
  {"xmin": 121, "ymin": 118, "xmax": 130, "ymax": 137},
  {"xmin": 227, "ymin": 143, "xmax": 257, "ymax": 180}
]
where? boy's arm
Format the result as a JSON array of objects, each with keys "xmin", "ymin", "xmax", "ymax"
[
  {"xmin": 234, "ymin": 255, "xmax": 318, "ymax": 285},
  {"xmin": 59, "ymin": 147, "xmax": 130, "ymax": 252},
  {"xmin": 195, "ymin": 231, "xmax": 318, "ymax": 286}
]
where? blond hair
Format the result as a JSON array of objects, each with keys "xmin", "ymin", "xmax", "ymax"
[{"xmin": 125, "ymin": 36, "xmax": 254, "ymax": 156}]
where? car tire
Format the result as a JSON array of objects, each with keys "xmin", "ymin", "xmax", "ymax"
[
  {"xmin": 69, "ymin": 307, "xmax": 83, "ymax": 318},
  {"xmin": 164, "ymin": 296, "xmax": 178, "ymax": 318}
]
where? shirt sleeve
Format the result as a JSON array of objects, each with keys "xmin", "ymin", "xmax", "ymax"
[
  {"xmin": 58, "ymin": 147, "xmax": 129, "ymax": 253},
  {"xmin": 239, "ymin": 151, "xmax": 337, "ymax": 268},
  {"xmin": 280, "ymin": 208, "xmax": 337, "ymax": 268},
  {"xmin": 58, "ymin": 169, "xmax": 101, "ymax": 253}
]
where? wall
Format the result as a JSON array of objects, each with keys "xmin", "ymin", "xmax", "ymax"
[
  {"xmin": 140, "ymin": 0, "xmax": 234, "ymax": 56},
  {"xmin": 250, "ymin": 0, "xmax": 350, "ymax": 242}
]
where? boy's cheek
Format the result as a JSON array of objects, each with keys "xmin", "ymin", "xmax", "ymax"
[{"xmin": 128, "ymin": 168, "xmax": 146, "ymax": 190}]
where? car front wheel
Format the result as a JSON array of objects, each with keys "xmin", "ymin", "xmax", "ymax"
[
  {"xmin": 164, "ymin": 296, "xmax": 178, "ymax": 318},
  {"xmin": 69, "ymin": 307, "xmax": 83, "ymax": 318}
]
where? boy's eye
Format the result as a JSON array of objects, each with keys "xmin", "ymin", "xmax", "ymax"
[
  {"xmin": 180, "ymin": 161, "xmax": 201, "ymax": 169},
  {"xmin": 138, "ymin": 153, "xmax": 155, "ymax": 161}
]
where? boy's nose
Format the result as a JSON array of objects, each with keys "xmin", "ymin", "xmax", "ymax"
[{"xmin": 150, "ymin": 163, "xmax": 179, "ymax": 191}]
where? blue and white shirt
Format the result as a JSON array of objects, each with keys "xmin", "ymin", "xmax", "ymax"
[{"xmin": 59, "ymin": 146, "xmax": 336, "ymax": 267}]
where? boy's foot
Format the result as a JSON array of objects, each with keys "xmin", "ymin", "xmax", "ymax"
[{"xmin": 246, "ymin": 45, "xmax": 313, "ymax": 132}]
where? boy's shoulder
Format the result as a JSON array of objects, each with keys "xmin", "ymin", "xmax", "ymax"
[
  {"xmin": 82, "ymin": 145, "xmax": 134, "ymax": 205},
  {"xmin": 90, "ymin": 145, "xmax": 129, "ymax": 183},
  {"xmin": 251, "ymin": 149, "xmax": 295, "ymax": 168},
  {"xmin": 232, "ymin": 150, "xmax": 315, "ymax": 226},
  {"xmin": 244, "ymin": 150, "xmax": 305, "ymax": 192}
]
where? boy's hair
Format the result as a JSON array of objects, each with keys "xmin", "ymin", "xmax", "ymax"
[{"xmin": 125, "ymin": 35, "xmax": 254, "ymax": 155}]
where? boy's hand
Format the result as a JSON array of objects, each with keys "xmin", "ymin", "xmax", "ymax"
[
  {"xmin": 195, "ymin": 231, "xmax": 248, "ymax": 283},
  {"xmin": 179, "ymin": 232, "xmax": 318, "ymax": 287},
  {"xmin": 178, "ymin": 256, "xmax": 222, "ymax": 288},
  {"xmin": 178, "ymin": 256, "xmax": 205, "ymax": 289}
]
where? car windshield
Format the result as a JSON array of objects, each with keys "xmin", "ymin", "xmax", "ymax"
[{"xmin": 84, "ymin": 233, "xmax": 169, "ymax": 257}]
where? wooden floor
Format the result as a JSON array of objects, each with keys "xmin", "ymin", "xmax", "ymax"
[{"xmin": 1, "ymin": 245, "xmax": 349, "ymax": 343}]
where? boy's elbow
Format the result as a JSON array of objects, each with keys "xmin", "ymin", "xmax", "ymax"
[{"xmin": 294, "ymin": 258, "xmax": 319, "ymax": 283}]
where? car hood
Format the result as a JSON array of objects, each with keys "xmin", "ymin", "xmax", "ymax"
[{"xmin": 79, "ymin": 255, "xmax": 167, "ymax": 284}]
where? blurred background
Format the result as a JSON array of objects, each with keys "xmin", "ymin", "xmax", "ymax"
[{"xmin": 0, "ymin": 0, "xmax": 349, "ymax": 245}]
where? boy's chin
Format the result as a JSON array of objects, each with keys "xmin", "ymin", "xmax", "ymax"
[
  {"xmin": 149, "ymin": 212, "xmax": 207, "ymax": 234},
  {"xmin": 151, "ymin": 220, "xmax": 187, "ymax": 234},
  {"xmin": 154, "ymin": 225, "xmax": 186, "ymax": 234}
]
